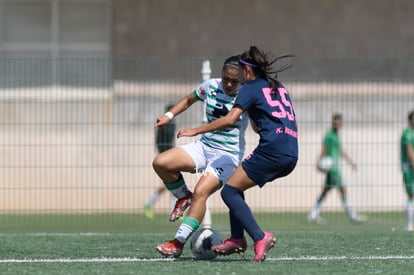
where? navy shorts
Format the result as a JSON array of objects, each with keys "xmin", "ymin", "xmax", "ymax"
[{"xmin": 241, "ymin": 150, "xmax": 297, "ymax": 187}]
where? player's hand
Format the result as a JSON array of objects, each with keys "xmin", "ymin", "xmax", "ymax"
[
  {"xmin": 177, "ymin": 127, "xmax": 198, "ymax": 138},
  {"xmin": 154, "ymin": 115, "xmax": 170, "ymax": 128}
]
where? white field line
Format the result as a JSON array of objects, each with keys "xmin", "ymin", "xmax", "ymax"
[{"xmin": 1, "ymin": 256, "xmax": 414, "ymax": 263}]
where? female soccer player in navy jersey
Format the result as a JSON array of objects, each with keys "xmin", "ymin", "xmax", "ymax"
[{"xmin": 177, "ymin": 46, "xmax": 298, "ymax": 262}]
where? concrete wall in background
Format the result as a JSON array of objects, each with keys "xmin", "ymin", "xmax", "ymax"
[{"xmin": 112, "ymin": 0, "xmax": 414, "ymax": 58}]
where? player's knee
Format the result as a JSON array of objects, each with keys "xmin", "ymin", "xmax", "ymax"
[
  {"xmin": 194, "ymin": 184, "xmax": 217, "ymax": 200},
  {"xmin": 152, "ymin": 153, "xmax": 169, "ymax": 172}
]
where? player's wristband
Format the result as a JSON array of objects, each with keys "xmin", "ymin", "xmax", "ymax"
[{"xmin": 164, "ymin": 111, "xmax": 174, "ymax": 120}]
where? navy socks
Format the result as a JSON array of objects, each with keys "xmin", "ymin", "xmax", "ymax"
[{"xmin": 221, "ymin": 184, "xmax": 264, "ymax": 242}]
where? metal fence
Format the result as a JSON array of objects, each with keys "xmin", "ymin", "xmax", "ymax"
[{"xmin": 0, "ymin": 57, "xmax": 413, "ymax": 216}]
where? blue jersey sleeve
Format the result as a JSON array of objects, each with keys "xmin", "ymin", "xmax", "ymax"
[{"xmin": 234, "ymin": 83, "xmax": 256, "ymax": 111}]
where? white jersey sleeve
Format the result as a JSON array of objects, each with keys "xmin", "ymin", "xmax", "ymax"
[{"xmin": 193, "ymin": 79, "xmax": 214, "ymax": 102}]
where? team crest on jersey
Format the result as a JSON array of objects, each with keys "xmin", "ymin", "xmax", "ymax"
[{"xmin": 199, "ymin": 88, "xmax": 206, "ymax": 95}]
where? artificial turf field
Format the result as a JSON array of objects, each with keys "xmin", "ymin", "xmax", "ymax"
[{"xmin": 1, "ymin": 212, "xmax": 414, "ymax": 274}]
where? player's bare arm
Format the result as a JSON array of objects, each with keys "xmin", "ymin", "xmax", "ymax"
[
  {"xmin": 177, "ymin": 106, "xmax": 243, "ymax": 138},
  {"xmin": 154, "ymin": 93, "xmax": 198, "ymax": 128}
]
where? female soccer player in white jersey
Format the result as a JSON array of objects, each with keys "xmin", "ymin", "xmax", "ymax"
[{"xmin": 154, "ymin": 55, "xmax": 249, "ymax": 258}]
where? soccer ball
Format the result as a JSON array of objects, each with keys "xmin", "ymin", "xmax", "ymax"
[
  {"xmin": 317, "ymin": 156, "xmax": 334, "ymax": 173},
  {"xmin": 190, "ymin": 228, "xmax": 222, "ymax": 260}
]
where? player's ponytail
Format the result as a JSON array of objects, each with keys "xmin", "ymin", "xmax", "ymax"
[{"xmin": 239, "ymin": 46, "xmax": 294, "ymax": 91}]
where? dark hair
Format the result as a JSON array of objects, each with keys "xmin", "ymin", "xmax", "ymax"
[
  {"xmin": 333, "ymin": 113, "xmax": 342, "ymax": 121},
  {"xmin": 222, "ymin": 55, "xmax": 242, "ymax": 71},
  {"xmin": 239, "ymin": 46, "xmax": 293, "ymax": 91},
  {"xmin": 409, "ymin": 110, "xmax": 414, "ymax": 121}
]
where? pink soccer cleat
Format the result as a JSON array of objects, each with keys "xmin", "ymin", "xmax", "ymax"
[
  {"xmin": 252, "ymin": 231, "xmax": 277, "ymax": 262},
  {"xmin": 211, "ymin": 237, "xmax": 247, "ymax": 255}
]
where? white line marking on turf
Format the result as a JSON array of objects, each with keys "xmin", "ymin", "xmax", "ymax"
[
  {"xmin": 270, "ymin": 256, "xmax": 414, "ymax": 261},
  {"xmin": 0, "ymin": 233, "xmax": 112, "ymax": 236},
  {"xmin": 0, "ymin": 258, "xmax": 175, "ymax": 263},
  {"xmin": 1, "ymin": 256, "xmax": 414, "ymax": 263}
]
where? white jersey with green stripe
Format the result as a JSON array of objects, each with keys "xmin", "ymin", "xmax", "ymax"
[{"xmin": 194, "ymin": 78, "xmax": 248, "ymax": 161}]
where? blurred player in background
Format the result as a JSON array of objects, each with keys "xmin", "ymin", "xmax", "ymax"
[
  {"xmin": 154, "ymin": 55, "xmax": 249, "ymax": 258},
  {"xmin": 400, "ymin": 110, "xmax": 414, "ymax": 231},
  {"xmin": 308, "ymin": 113, "xmax": 364, "ymax": 224},
  {"xmin": 144, "ymin": 104, "xmax": 176, "ymax": 220},
  {"xmin": 178, "ymin": 46, "xmax": 298, "ymax": 262}
]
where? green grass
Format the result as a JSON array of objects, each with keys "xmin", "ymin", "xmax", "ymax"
[{"xmin": 0, "ymin": 212, "xmax": 413, "ymax": 274}]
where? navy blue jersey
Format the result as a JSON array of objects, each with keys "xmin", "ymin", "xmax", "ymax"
[{"xmin": 235, "ymin": 78, "xmax": 298, "ymax": 159}]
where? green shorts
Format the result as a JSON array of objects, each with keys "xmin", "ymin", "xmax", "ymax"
[
  {"xmin": 403, "ymin": 171, "xmax": 414, "ymax": 196},
  {"xmin": 325, "ymin": 170, "xmax": 343, "ymax": 188}
]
